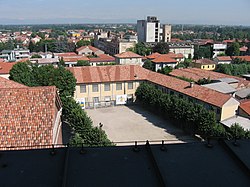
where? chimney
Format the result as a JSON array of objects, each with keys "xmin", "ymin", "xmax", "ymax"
[{"xmin": 190, "ymin": 82, "xmax": 194, "ymax": 88}]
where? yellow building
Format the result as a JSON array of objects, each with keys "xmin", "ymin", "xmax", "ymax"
[
  {"xmin": 193, "ymin": 58, "xmax": 216, "ymax": 70},
  {"xmin": 68, "ymin": 65, "xmax": 239, "ymax": 121}
]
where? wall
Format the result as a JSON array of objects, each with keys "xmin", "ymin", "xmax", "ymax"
[
  {"xmin": 169, "ymin": 47, "xmax": 194, "ymax": 59},
  {"xmin": 74, "ymin": 81, "xmax": 141, "ymax": 104},
  {"xmin": 116, "ymin": 58, "xmax": 142, "ymax": 65},
  {"xmin": 221, "ymin": 98, "xmax": 240, "ymax": 121}
]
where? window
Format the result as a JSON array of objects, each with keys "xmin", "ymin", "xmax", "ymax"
[
  {"xmin": 80, "ymin": 85, "xmax": 86, "ymax": 93},
  {"xmin": 93, "ymin": 97, "xmax": 99, "ymax": 103},
  {"xmin": 92, "ymin": 84, "xmax": 99, "ymax": 92},
  {"xmin": 105, "ymin": 96, "xmax": 111, "ymax": 101},
  {"xmin": 207, "ymin": 65, "xmax": 210, "ymax": 68},
  {"xmin": 104, "ymin": 83, "xmax": 110, "ymax": 91},
  {"xmin": 128, "ymin": 82, "xmax": 133, "ymax": 90},
  {"xmin": 116, "ymin": 83, "xmax": 122, "ymax": 90}
]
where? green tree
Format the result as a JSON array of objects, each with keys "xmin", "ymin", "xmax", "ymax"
[
  {"xmin": 226, "ymin": 42, "xmax": 240, "ymax": 56},
  {"xmin": 157, "ymin": 66, "xmax": 173, "ymax": 75},
  {"xmin": 76, "ymin": 60, "xmax": 90, "ymax": 66},
  {"xmin": 142, "ymin": 59, "xmax": 155, "ymax": 71},
  {"xmin": 229, "ymin": 123, "xmax": 245, "ymax": 139},
  {"xmin": 9, "ymin": 62, "xmax": 35, "ymax": 86},
  {"xmin": 153, "ymin": 42, "xmax": 169, "ymax": 54},
  {"xmin": 76, "ymin": 40, "xmax": 91, "ymax": 48},
  {"xmin": 197, "ymin": 77, "xmax": 211, "ymax": 85},
  {"xmin": 31, "ymin": 54, "xmax": 42, "ymax": 58},
  {"xmin": 128, "ymin": 42, "xmax": 152, "ymax": 56}
]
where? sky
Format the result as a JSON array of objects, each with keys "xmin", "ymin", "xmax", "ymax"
[{"xmin": 0, "ymin": 0, "xmax": 249, "ymax": 25}]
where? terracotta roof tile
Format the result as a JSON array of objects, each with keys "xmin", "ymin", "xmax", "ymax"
[
  {"xmin": 232, "ymin": 56, "xmax": 250, "ymax": 62},
  {"xmin": 152, "ymin": 54, "xmax": 177, "ymax": 63},
  {"xmin": 146, "ymin": 52, "xmax": 161, "ymax": 59},
  {"xmin": 63, "ymin": 56, "xmax": 89, "ymax": 62},
  {"xmin": 68, "ymin": 65, "xmax": 231, "ymax": 108},
  {"xmin": 0, "ymin": 76, "xmax": 27, "ymax": 88},
  {"xmin": 195, "ymin": 59, "xmax": 215, "ymax": 65},
  {"xmin": 240, "ymin": 100, "xmax": 250, "ymax": 116},
  {"xmin": 89, "ymin": 54, "xmax": 115, "ymax": 63},
  {"xmin": 170, "ymin": 68, "xmax": 250, "ymax": 89},
  {"xmin": 114, "ymin": 51, "xmax": 143, "ymax": 59},
  {"xmin": 0, "ymin": 86, "xmax": 60, "ymax": 150},
  {"xmin": 76, "ymin": 45, "xmax": 101, "ymax": 53},
  {"xmin": 216, "ymin": 56, "xmax": 232, "ymax": 61},
  {"xmin": 0, "ymin": 62, "xmax": 16, "ymax": 74},
  {"xmin": 55, "ymin": 52, "xmax": 77, "ymax": 57}
]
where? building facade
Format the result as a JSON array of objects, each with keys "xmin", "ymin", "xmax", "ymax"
[{"xmin": 137, "ymin": 16, "xmax": 171, "ymax": 43}]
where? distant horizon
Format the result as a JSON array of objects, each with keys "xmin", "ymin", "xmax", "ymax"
[
  {"xmin": 0, "ymin": 0, "xmax": 249, "ymax": 26},
  {"xmin": 0, "ymin": 18, "xmax": 250, "ymax": 27}
]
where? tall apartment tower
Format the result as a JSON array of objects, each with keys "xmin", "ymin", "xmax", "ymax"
[
  {"xmin": 137, "ymin": 16, "xmax": 161, "ymax": 42},
  {"xmin": 162, "ymin": 24, "xmax": 172, "ymax": 42}
]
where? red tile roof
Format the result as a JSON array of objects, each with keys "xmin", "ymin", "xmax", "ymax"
[
  {"xmin": 240, "ymin": 46, "xmax": 248, "ymax": 52},
  {"xmin": 216, "ymin": 56, "xmax": 232, "ymax": 61},
  {"xmin": 63, "ymin": 56, "xmax": 89, "ymax": 62},
  {"xmin": 0, "ymin": 86, "xmax": 61, "ymax": 150},
  {"xmin": 167, "ymin": 52, "xmax": 184, "ymax": 59},
  {"xmin": 146, "ymin": 52, "xmax": 161, "ymax": 59},
  {"xmin": 68, "ymin": 65, "xmax": 232, "ymax": 108},
  {"xmin": 152, "ymin": 54, "xmax": 177, "ymax": 63},
  {"xmin": 68, "ymin": 65, "xmax": 149, "ymax": 84},
  {"xmin": 89, "ymin": 54, "xmax": 115, "ymax": 63},
  {"xmin": 0, "ymin": 62, "xmax": 16, "ymax": 74},
  {"xmin": 170, "ymin": 68, "xmax": 250, "ymax": 89},
  {"xmin": 114, "ymin": 51, "xmax": 143, "ymax": 59},
  {"xmin": 195, "ymin": 59, "xmax": 216, "ymax": 65},
  {"xmin": 240, "ymin": 100, "xmax": 250, "ymax": 116},
  {"xmin": 232, "ymin": 56, "xmax": 250, "ymax": 62},
  {"xmin": 76, "ymin": 45, "xmax": 101, "ymax": 53},
  {"xmin": 0, "ymin": 76, "xmax": 27, "ymax": 88},
  {"xmin": 55, "ymin": 52, "xmax": 77, "ymax": 57}
]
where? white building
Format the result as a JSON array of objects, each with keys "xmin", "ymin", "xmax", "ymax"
[
  {"xmin": 0, "ymin": 46, "xmax": 30, "ymax": 62},
  {"xmin": 137, "ymin": 16, "xmax": 171, "ymax": 43},
  {"xmin": 114, "ymin": 51, "xmax": 143, "ymax": 65},
  {"xmin": 213, "ymin": 44, "xmax": 227, "ymax": 58}
]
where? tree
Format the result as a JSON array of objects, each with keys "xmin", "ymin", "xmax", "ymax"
[
  {"xmin": 229, "ymin": 123, "xmax": 245, "ymax": 139},
  {"xmin": 31, "ymin": 54, "xmax": 42, "ymax": 58},
  {"xmin": 142, "ymin": 59, "xmax": 155, "ymax": 71},
  {"xmin": 197, "ymin": 77, "xmax": 211, "ymax": 85},
  {"xmin": 127, "ymin": 42, "xmax": 152, "ymax": 56},
  {"xmin": 153, "ymin": 42, "xmax": 169, "ymax": 54},
  {"xmin": 226, "ymin": 42, "xmax": 240, "ymax": 56},
  {"xmin": 157, "ymin": 66, "xmax": 173, "ymax": 75},
  {"xmin": 76, "ymin": 40, "xmax": 91, "ymax": 48},
  {"xmin": 194, "ymin": 45, "xmax": 212, "ymax": 59},
  {"xmin": 9, "ymin": 62, "xmax": 36, "ymax": 87},
  {"xmin": 76, "ymin": 60, "xmax": 90, "ymax": 66}
]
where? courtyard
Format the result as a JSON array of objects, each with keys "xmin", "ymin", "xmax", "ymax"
[{"xmin": 86, "ymin": 105, "xmax": 196, "ymax": 145}]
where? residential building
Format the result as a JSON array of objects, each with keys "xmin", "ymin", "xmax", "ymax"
[
  {"xmin": 0, "ymin": 77, "xmax": 62, "ymax": 150},
  {"xmin": 115, "ymin": 51, "xmax": 143, "ymax": 65},
  {"xmin": 89, "ymin": 54, "xmax": 115, "ymax": 66},
  {"xmin": 76, "ymin": 45, "xmax": 104, "ymax": 56},
  {"xmin": 68, "ymin": 65, "xmax": 240, "ymax": 121},
  {"xmin": 0, "ymin": 47, "xmax": 30, "ymax": 62},
  {"xmin": 151, "ymin": 54, "xmax": 178, "ymax": 71},
  {"xmin": 193, "ymin": 59, "xmax": 216, "ymax": 70},
  {"xmin": 214, "ymin": 56, "xmax": 232, "ymax": 64},
  {"xmin": 137, "ymin": 16, "xmax": 161, "ymax": 43},
  {"xmin": 137, "ymin": 16, "xmax": 171, "ymax": 43},
  {"xmin": 169, "ymin": 68, "xmax": 250, "ymax": 90},
  {"xmin": 94, "ymin": 37, "xmax": 136, "ymax": 55},
  {"xmin": 213, "ymin": 44, "xmax": 227, "ymax": 58},
  {"xmin": 30, "ymin": 58, "xmax": 59, "ymax": 66}
]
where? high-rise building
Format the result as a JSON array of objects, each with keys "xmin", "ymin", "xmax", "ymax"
[{"xmin": 137, "ymin": 16, "xmax": 171, "ymax": 43}]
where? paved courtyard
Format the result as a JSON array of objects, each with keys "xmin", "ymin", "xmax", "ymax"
[{"xmin": 86, "ymin": 105, "xmax": 196, "ymax": 145}]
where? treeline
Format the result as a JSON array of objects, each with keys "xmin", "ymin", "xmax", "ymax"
[
  {"xmin": 135, "ymin": 82, "xmax": 250, "ymax": 139},
  {"xmin": 9, "ymin": 62, "xmax": 113, "ymax": 146},
  {"xmin": 216, "ymin": 63, "xmax": 250, "ymax": 76},
  {"xmin": 28, "ymin": 39, "xmax": 75, "ymax": 53}
]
